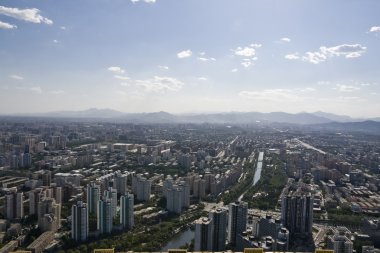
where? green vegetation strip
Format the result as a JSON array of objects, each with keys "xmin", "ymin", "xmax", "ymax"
[
  {"xmin": 243, "ymin": 154, "xmax": 288, "ymax": 210},
  {"xmin": 61, "ymin": 205, "xmax": 205, "ymax": 253},
  {"xmin": 220, "ymin": 167, "xmax": 254, "ymax": 205}
]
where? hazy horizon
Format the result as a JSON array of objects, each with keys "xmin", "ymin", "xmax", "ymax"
[
  {"xmin": 1, "ymin": 0, "xmax": 379, "ymax": 117},
  {"xmin": 2, "ymin": 107, "xmax": 379, "ymax": 120}
]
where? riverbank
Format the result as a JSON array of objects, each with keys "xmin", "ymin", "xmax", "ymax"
[{"xmin": 160, "ymin": 228, "xmax": 194, "ymax": 252}]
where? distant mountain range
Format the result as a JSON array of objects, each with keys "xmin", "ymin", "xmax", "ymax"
[
  {"xmin": 2, "ymin": 108, "xmax": 380, "ymax": 134},
  {"xmin": 311, "ymin": 120, "xmax": 380, "ymax": 135},
  {"xmin": 5, "ymin": 108, "xmax": 379, "ymax": 125}
]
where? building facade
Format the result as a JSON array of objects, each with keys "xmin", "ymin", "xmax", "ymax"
[
  {"xmin": 120, "ymin": 193, "xmax": 134, "ymax": 230},
  {"xmin": 228, "ymin": 201, "xmax": 248, "ymax": 245},
  {"xmin": 71, "ymin": 201, "xmax": 89, "ymax": 241}
]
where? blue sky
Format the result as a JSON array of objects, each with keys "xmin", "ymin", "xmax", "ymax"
[{"xmin": 0, "ymin": 0, "xmax": 379, "ymax": 117}]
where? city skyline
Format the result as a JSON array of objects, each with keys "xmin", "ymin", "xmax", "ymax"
[{"xmin": 1, "ymin": 0, "xmax": 380, "ymax": 117}]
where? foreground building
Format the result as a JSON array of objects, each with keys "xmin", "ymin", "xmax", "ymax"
[
  {"xmin": 98, "ymin": 198, "xmax": 113, "ymax": 234},
  {"xmin": 71, "ymin": 201, "xmax": 89, "ymax": 241},
  {"xmin": 120, "ymin": 193, "xmax": 134, "ymax": 230},
  {"xmin": 194, "ymin": 217, "xmax": 213, "ymax": 251},
  {"xmin": 281, "ymin": 183, "xmax": 313, "ymax": 238},
  {"xmin": 38, "ymin": 197, "xmax": 61, "ymax": 232},
  {"xmin": 228, "ymin": 201, "xmax": 248, "ymax": 245},
  {"xmin": 208, "ymin": 207, "xmax": 227, "ymax": 251}
]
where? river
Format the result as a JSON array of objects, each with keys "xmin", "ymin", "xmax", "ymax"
[{"xmin": 160, "ymin": 228, "xmax": 194, "ymax": 252}]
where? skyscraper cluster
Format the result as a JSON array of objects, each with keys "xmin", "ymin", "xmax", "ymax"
[
  {"xmin": 194, "ymin": 202, "xmax": 247, "ymax": 251},
  {"xmin": 71, "ymin": 182, "xmax": 134, "ymax": 241},
  {"xmin": 194, "ymin": 207, "xmax": 228, "ymax": 252},
  {"xmin": 164, "ymin": 178, "xmax": 190, "ymax": 214},
  {"xmin": 280, "ymin": 182, "xmax": 314, "ymax": 239}
]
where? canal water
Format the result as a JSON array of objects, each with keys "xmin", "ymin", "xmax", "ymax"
[
  {"xmin": 160, "ymin": 228, "xmax": 194, "ymax": 252},
  {"xmin": 252, "ymin": 151, "xmax": 264, "ymax": 186}
]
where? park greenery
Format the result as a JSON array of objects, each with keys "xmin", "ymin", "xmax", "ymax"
[
  {"xmin": 243, "ymin": 154, "xmax": 288, "ymax": 210},
  {"xmin": 218, "ymin": 160, "xmax": 255, "ymax": 205},
  {"xmin": 60, "ymin": 203, "xmax": 205, "ymax": 253},
  {"xmin": 326, "ymin": 207, "xmax": 364, "ymax": 227}
]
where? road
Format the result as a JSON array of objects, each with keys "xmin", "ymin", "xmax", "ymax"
[{"xmin": 294, "ymin": 138, "xmax": 326, "ymax": 155}]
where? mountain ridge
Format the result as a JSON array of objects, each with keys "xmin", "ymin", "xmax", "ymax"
[{"xmin": 3, "ymin": 108, "xmax": 379, "ymax": 125}]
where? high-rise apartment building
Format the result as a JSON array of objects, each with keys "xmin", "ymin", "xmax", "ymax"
[
  {"xmin": 104, "ymin": 187, "xmax": 117, "ymax": 218},
  {"xmin": 97, "ymin": 198, "xmax": 113, "ymax": 234},
  {"xmin": 133, "ymin": 175, "xmax": 151, "ymax": 202},
  {"xmin": 87, "ymin": 182, "xmax": 100, "ymax": 215},
  {"xmin": 166, "ymin": 187, "xmax": 183, "ymax": 214},
  {"xmin": 38, "ymin": 197, "xmax": 61, "ymax": 232},
  {"xmin": 194, "ymin": 217, "xmax": 213, "ymax": 251},
  {"xmin": 115, "ymin": 173, "xmax": 128, "ymax": 195},
  {"xmin": 164, "ymin": 179, "xmax": 190, "ymax": 214},
  {"xmin": 120, "ymin": 193, "xmax": 134, "ymax": 230},
  {"xmin": 327, "ymin": 227, "xmax": 353, "ymax": 253},
  {"xmin": 281, "ymin": 185, "xmax": 313, "ymax": 238},
  {"xmin": 29, "ymin": 188, "xmax": 44, "ymax": 216},
  {"xmin": 5, "ymin": 191, "xmax": 24, "ymax": 220},
  {"xmin": 71, "ymin": 201, "xmax": 89, "ymax": 241},
  {"xmin": 208, "ymin": 208, "xmax": 227, "ymax": 251},
  {"xmin": 228, "ymin": 201, "xmax": 248, "ymax": 245}
]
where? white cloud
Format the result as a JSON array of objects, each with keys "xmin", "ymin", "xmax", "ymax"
[
  {"xmin": 239, "ymin": 87, "xmax": 315, "ymax": 102},
  {"xmin": 234, "ymin": 46, "xmax": 256, "ymax": 57},
  {"xmin": 239, "ymin": 89, "xmax": 303, "ymax": 102},
  {"xmin": 53, "ymin": 39, "xmax": 59, "ymax": 43},
  {"xmin": 108, "ymin": 66, "xmax": 125, "ymax": 74},
  {"xmin": 297, "ymin": 87, "xmax": 316, "ymax": 92},
  {"xmin": 281, "ymin": 37, "xmax": 291, "ymax": 43},
  {"xmin": 302, "ymin": 44, "xmax": 366, "ymax": 64},
  {"xmin": 0, "ymin": 6, "xmax": 53, "ymax": 24},
  {"xmin": 197, "ymin": 57, "xmax": 208, "ymax": 62},
  {"xmin": 250, "ymin": 43, "xmax": 262, "ymax": 48},
  {"xmin": 241, "ymin": 61, "xmax": 252, "ymax": 68},
  {"xmin": 240, "ymin": 57, "xmax": 257, "ymax": 69},
  {"xmin": 335, "ymin": 84, "xmax": 361, "ymax": 92},
  {"xmin": 198, "ymin": 77, "xmax": 207, "ymax": 81},
  {"xmin": 0, "ymin": 20, "xmax": 16, "ymax": 29},
  {"xmin": 60, "ymin": 26, "xmax": 66, "ymax": 30},
  {"xmin": 49, "ymin": 90, "xmax": 65, "ymax": 95},
  {"xmin": 136, "ymin": 76, "xmax": 183, "ymax": 93},
  {"xmin": 9, "ymin": 75, "xmax": 24, "ymax": 80},
  {"xmin": 177, "ymin": 49, "xmax": 192, "ymax": 59},
  {"xmin": 158, "ymin": 65, "xmax": 169, "ymax": 70},
  {"xmin": 320, "ymin": 44, "xmax": 366, "ymax": 58},
  {"xmin": 233, "ymin": 44, "xmax": 261, "ymax": 63},
  {"xmin": 114, "ymin": 75, "xmax": 130, "ymax": 80},
  {"xmin": 197, "ymin": 57, "xmax": 216, "ymax": 62},
  {"xmin": 231, "ymin": 68, "xmax": 238, "ymax": 73},
  {"xmin": 284, "ymin": 54, "xmax": 299, "ymax": 60},
  {"xmin": 30, "ymin": 86, "xmax": 42, "ymax": 93},
  {"xmin": 369, "ymin": 26, "xmax": 380, "ymax": 33},
  {"xmin": 303, "ymin": 51, "xmax": 327, "ymax": 64}
]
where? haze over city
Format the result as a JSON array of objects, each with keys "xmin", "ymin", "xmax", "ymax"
[
  {"xmin": 0, "ymin": 0, "xmax": 380, "ymax": 117},
  {"xmin": 2, "ymin": 1, "xmax": 380, "ymax": 253}
]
